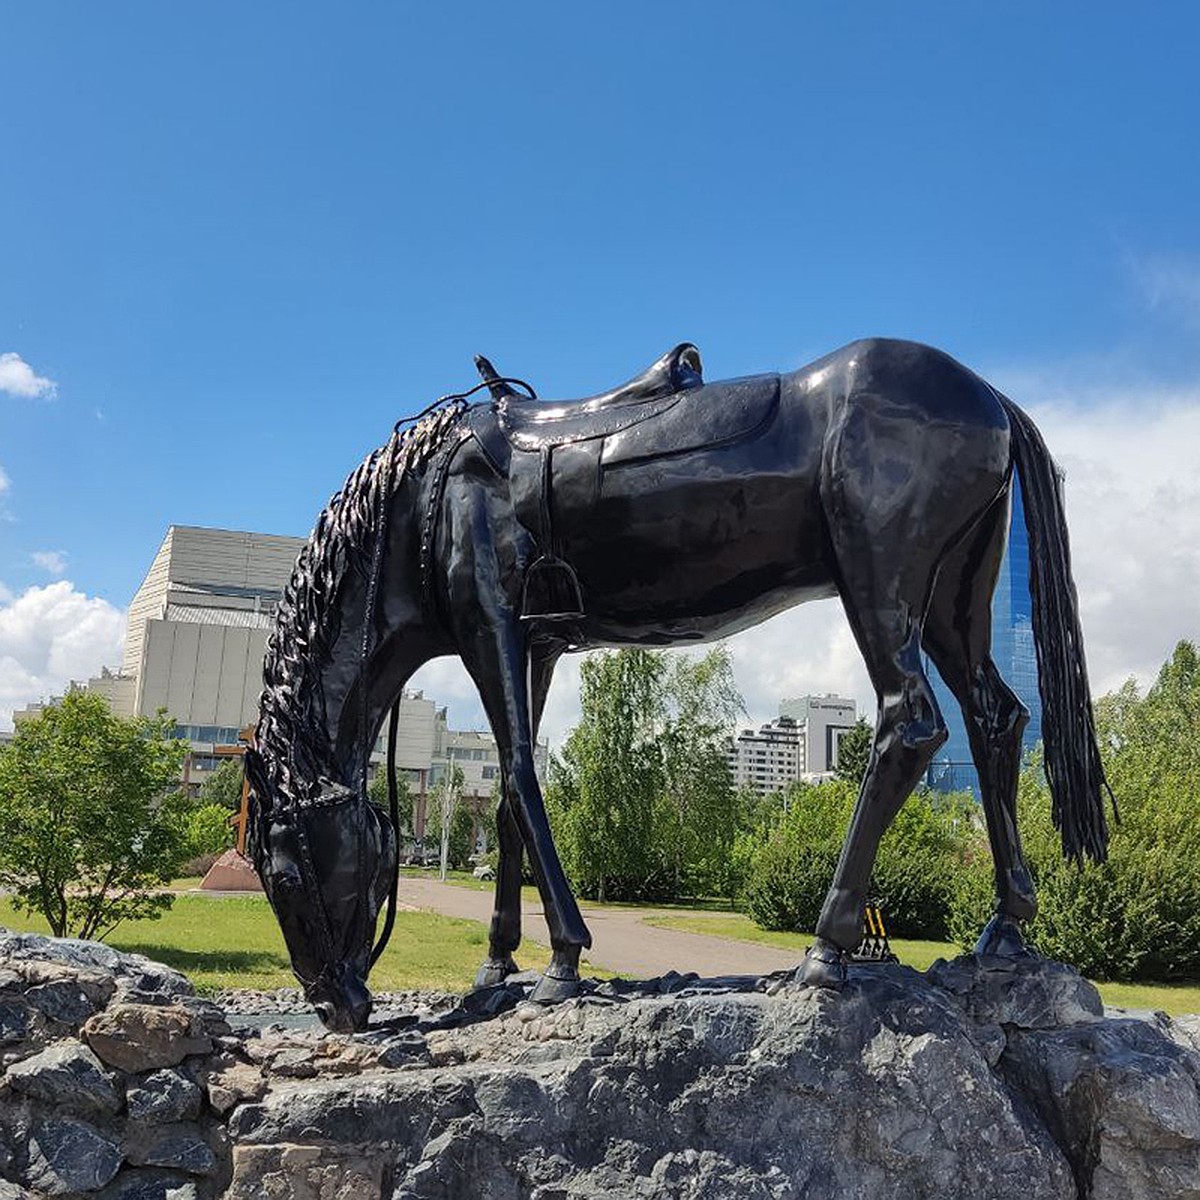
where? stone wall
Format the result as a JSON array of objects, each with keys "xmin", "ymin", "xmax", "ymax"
[{"xmin": 0, "ymin": 929, "xmax": 1198, "ymax": 1199}]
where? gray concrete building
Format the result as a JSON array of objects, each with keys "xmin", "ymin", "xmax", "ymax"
[
  {"xmin": 779, "ymin": 693, "xmax": 859, "ymax": 776},
  {"xmin": 726, "ymin": 694, "xmax": 859, "ymax": 795}
]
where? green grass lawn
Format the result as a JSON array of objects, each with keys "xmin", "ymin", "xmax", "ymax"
[
  {"xmin": 0, "ymin": 894, "xmax": 564, "ymax": 995},
  {"xmin": 645, "ymin": 912, "xmax": 1200, "ymax": 1016}
]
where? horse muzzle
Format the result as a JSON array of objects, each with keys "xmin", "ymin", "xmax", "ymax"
[{"xmin": 308, "ymin": 964, "xmax": 373, "ymax": 1033}]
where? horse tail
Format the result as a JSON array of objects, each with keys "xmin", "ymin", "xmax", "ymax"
[{"xmin": 999, "ymin": 395, "xmax": 1113, "ymax": 862}]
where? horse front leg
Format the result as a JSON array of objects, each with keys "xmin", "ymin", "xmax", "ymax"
[
  {"xmin": 462, "ymin": 624, "xmax": 589, "ymax": 1002},
  {"xmin": 474, "ymin": 649, "xmax": 562, "ymax": 990}
]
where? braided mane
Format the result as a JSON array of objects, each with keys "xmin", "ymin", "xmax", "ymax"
[{"xmin": 252, "ymin": 403, "xmax": 465, "ymax": 816}]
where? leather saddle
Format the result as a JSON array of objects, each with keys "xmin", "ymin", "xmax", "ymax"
[
  {"xmin": 465, "ymin": 344, "xmax": 779, "ymax": 628},
  {"xmin": 496, "ymin": 343, "xmax": 704, "ymax": 452}
]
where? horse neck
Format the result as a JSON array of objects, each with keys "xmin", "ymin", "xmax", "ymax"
[{"xmin": 320, "ymin": 516, "xmax": 448, "ymax": 790}]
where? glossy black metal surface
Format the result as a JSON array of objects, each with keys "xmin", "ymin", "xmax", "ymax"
[{"xmin": 247, "ymin": 338, "xmax": 1110, "ymax": 1029}]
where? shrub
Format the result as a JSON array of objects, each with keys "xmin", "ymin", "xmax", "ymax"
[
  {"xmin": 743, "ymin": 779, "xmax": 973, "ymax": 940},
  {"xmin": 948, "ymin": 643, "xmax": 1200, "ymax": 981}
]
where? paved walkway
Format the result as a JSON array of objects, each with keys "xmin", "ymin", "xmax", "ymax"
[{"xmin": 398, "ymin": 875, "xmax": 800, "ymax": 979}]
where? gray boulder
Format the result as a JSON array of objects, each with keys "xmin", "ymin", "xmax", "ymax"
[
  {"xmin": 928, "ymin": 952, "xmax": 1105, "ymax": 1028},
  {"xmin": 25, "ymin": 1115, "xmax": 123, "ymax": 1195},
  {"xmin": 0, "ymin": 931, "xmax": 191, "ymax": 1000},
  {"xmin": 127, "ymin": 1066, "xmax": 204, "ymax": 1123},
  {"xmin": 6, "ymin": 1039, "xmax": 121, "ymax": 1115},
  {"xmin": 229, "ymin": 966, "xmax": 1077, "ymax": 1200},
  {"xmin": 1005, "ymin": 1016, "xmax": 1200, "ymax": 1199}
]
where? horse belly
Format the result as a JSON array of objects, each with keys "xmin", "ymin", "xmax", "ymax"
[{"xmin": 562, "ymin": 438, "xmax": 833, "ymax": 646}]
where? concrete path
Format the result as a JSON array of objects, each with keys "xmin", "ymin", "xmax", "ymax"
[{"xmin": 398, "ymin": 874, "xmax": 800, "ymax": 979}]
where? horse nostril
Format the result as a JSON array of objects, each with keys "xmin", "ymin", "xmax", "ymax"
[
  {"xmin": 349, "ymin": 997, "xmax": 371, "ymax": 1032},
  {"xmin": 313, "ymin": 1001, "xmax": 337, "ymax": 1029}
]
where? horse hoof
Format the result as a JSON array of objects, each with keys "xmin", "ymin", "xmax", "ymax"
[
  {"xmin": 473, "ymin": 956, "xmax": 519, "ymax": 990},
  {"xmin": 529, "ymin": 967, "xmax": 580, "ymax": 1005},
  {"xmin": 974, "ymin": 914, "xmax": 1036, "ymax": 959},
  {"xmin": 794, "ymin": 939, "xmax": 848, "ymax": 990}
]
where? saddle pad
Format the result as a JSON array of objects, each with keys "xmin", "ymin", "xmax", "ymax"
[
  {"xmin": 498, "ymin": 391, "xmax": 683, "ymax": 453},
  {"xmin": 600, "ymin": 374, "xmax": 780, "ymax": 467}
]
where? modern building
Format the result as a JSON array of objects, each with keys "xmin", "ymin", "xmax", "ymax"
[
  {"xmin": 726, "ymin": 694, "xmax": 858, "ymax": 795},
  {"xmin": 12, "ymin": 524, "xmax": 542, "ymax": 840},
  {"xmin": 779, "ymin": 694, "xmax": 859, "ymax": 776},
  {"xmin": 726, "ymin": 716, "xmax": 805, "ymax": 794},
  {"xmin": 924, "ymin": 479, "xmax": 1043, "ymax": 795}
]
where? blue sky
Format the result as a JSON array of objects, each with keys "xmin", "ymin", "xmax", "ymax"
[{"xmin": 2, "ymin": 3, "xmax": 1199, "ymax": 736}]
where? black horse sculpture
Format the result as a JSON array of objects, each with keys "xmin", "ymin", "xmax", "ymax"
[{"xmin": 245, "ymin": 338, "xmax": 1110, "ymax": 1032}]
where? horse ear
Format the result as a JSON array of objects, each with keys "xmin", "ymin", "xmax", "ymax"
[{"xmin": 474, "ymin": 354, "xmax": 517, "ymax": 402}]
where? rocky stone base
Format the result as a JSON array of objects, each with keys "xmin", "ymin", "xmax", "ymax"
[{"xmin": 1, "ymin": 929, "xmax": 1198, "ymax": 1199}]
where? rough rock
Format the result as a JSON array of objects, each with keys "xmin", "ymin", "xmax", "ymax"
[
  {"xmin": 83, "ymin": 1003, "xmax": 213, "ymax": 1071},
  {"xmin": 3, "ymin": 925, "xmax": 1200, "ymax": 1198},
  {"xmin": 229, "ymin": 967, "xmax": 1076, "ymax": 1200},
  {"xmin": 6, "ymin": 1039, "xmax": 121, "ymax": 1115},
  {"xmin": 0, "ymin": 1181, "xmax": 42, "ymax": 1199},
  {"xmin": 228, "ymin": 1144, "xmax": 386, "ymax": 1200},
  {"xmin": 0, "ymin": 999, "xmax": 31, "ymax": 1047},
  {"xmin": 127, "ymin": 1124, "xmax": 219, "ymax": 1176},
  {"xmin": 204, "ymin": 1061, "xmax": 267, "ymax": 1114},
  {"xmin": 127, "ymin": 1067, "xmax": 204, "ymax": 1122},
  {"xmin": 928, "ymin": 952, "xmax": 1106, "ymax": 1028},
  {"xmin": 1005, "ymin": 1016, "xmax": 1200, "ymax": 1199},
  {"xmin": 0, "ymin": 932, "xmax": 190, "ymax": 1000},
  {"xmin": 96, "ymin": 1170, "xmax": 201, "ymax": 1200},
  {"xmin": 25, "ymin": 1115, "xmax": 123, "ymax": 1194}
]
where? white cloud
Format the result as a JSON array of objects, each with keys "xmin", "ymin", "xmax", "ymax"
[
  {"xmin": 0, "ymin": 466, "xmax": 9, "ymax": 494},
  {"xmin": 31, "ymin": 550, "xmax": 68, "ymax": 577},
  {"xmin": 0, "ymin": 353, "xmax": 57, "ymax": 400},
  {"xmin": 0, "ymin": 581, "xmax": 125, "ymax": 730}
]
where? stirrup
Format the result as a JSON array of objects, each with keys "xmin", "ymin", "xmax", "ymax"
[{"xmin": 520, "ymin": 556, "xmax": 585, "ymax": 622}]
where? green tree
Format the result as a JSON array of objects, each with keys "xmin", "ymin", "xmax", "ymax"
[
  {"xmin": 546, "ymin": 649, "xmax": 669, "ymax": 902},
  {"xmin": 834, "ymin": 717, "xmax": 873, "ymax": 787},
  {"xmin": 659, "ymin": 647, "xmax": 744, "ymax": 898},
  {"xmin": 198, "ymin": 756, "xmax": 245, "ymax": 811},
  {"xmin": 546, "ymin": 647, "xmax": 744, "ymax": 903},
  {"xmin": 449, "ymin": 803, "xmax": 475, "ymax": 870},
  {"xmin": 0, "ymin": 691, "xmax": 189, "ymax": 939},
  {"xmin": 184, "ymin": 804, "xmax": 235, "ymax": 860}
]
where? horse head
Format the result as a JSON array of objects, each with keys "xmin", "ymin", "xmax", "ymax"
[
  {"xmin": 245, "ymin": 408, "xmax": 466, "ymax": 1032},
  {"xmin": 245, "ymin": 749, "xmax": 397, "ymax": 1032}
]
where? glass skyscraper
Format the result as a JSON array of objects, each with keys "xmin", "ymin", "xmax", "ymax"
[{"xmin": 924, "ymin": 478, "xmax": 1042, "ymax": 795}]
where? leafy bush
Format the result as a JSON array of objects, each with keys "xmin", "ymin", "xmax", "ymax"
[
  {"xmin": 198, "ymin": 756, "xmax": 245, "ymax": 811},
  {"xmin": 744, "ymin": 779, "xmax": 973, "ymax": 940},
  {"xmin": 948, "ymin": 642, "xmax": 1200, "ymax": 981}
]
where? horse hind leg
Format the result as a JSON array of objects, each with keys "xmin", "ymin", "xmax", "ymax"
[{"xmin": 922, "ymin": 492, "xmax": 1036, "ymax": 958}]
